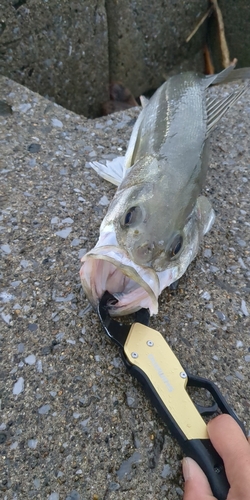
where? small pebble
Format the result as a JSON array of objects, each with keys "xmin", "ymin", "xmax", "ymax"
[
  {"xmin": 28, "ymin": 439, "xmax": 38, "ymax": 449},
  {"xmin": 33, "ymin": 478, "xmax": 40, "ymax": 488},
  {"xmin": 161, "ymin": 464, "xmax": 171, "ymax": 478},
  {"xmin": 80, "ymin": 417, "xmax": 90, "ymax": 428},
  {"xmin": 99, "ymin": 195, "xmax": 109, "ymax": 206},
  {"xmin": 238, "ymin": 257, "xmax": 247, "ymax": 269},
  {"xmin": 20, "ymin": 259, "xmax": 30, "ymax": 268},
  {"xmin": 203, "ymin": 248, "xmax": 212, "ymax": 258},
  {"xmin": 55, "ymin": 227, "xmax": 72, "ymax": 238},
  {"xmin": 36, "ymin": 360, "xmax": 43, "ymax": 373},
  {"xmin": 235, "ymin": 371, "xmax": 245, "ymax": 381},
  {"xmin": 18, "ymin": 343, "xmax": 25, "ymax": 353},
  {"xmin": 28, "ymin": 323, "xmax": 38, "ymax": 332},
  {"xmin": 56, "ymin": 332, "xmax": 65, "ymax": 341},
  {"xmin": 210, "ymin": 266, "xmax": 219, "ymax": 273},
  {"xmin": 51, "ymin": 217, "xmax": 60, "ymax": 224},
  {"xmin": 62, "ymin": 217, "xmax": 74, "ymax": 224},
  {"xmin": 38, "ymin": 404, "xmax": 50, "ymax": 415},
  {"xmin": 18, "ymin": 103, "xmax": 31, "ymax": 113},
  {"xmin": 237, "ymin": 239, "xmax": 246, "ymax": 247},
  {"xmin": 78, "ymin": 248, "xmax": 87, "ymax": 259},
  {"xmin": 1, "ymin": 244, "xmax": 11, "ymax": 254},
  {"xmin": 215, "ymin": 310, "xmax": 227, "ymax": 322},
  {"xmin": 11, "ymin": 281, "xmax": 21, "ymax": 287},
  {"xmin": 65, "ymin": 491, "xmax": 81, "ymax": 500},
  {"xmin": 176, "ymin": 487, "xmax": 184, "ymax": 496},
  {"xmin": 244, "ymin": 355, "xmax": 250, "ymax": 362},
  {"xmin": 0, "ymin": 291, "xmax": 15, "ymax": 302},
  {"xmin": 236, "ymin": 340, "xmax": 243, "ymax": 348},
  {"xmin": 71, "ymin": 238, "xmax": 80, "ymax": 246},
  {"xmin": 51, "ymin": 118, "xmax": 63, "ymax": 127},
  {"xmin": 13, "ymin": 303, "xmax": 22, "ymax": 310},
  {"xmin": 28, "ymin": 143, "xmax": 41, "ymax": 153},
  {"xmin": 108, "ymin": 483, "xmax": 120, "ymax": 491},
  {"xmin": 241, "ymin": 300, "xmax": 249, "ymax": 316},
  {"xmin": 48, "ymin": 493, "xmax": 59, "ymax": 500},
  {"xmin": 13, "ymin": 377, "xmax": 24, "ymax": 395},
  {"xmin": 201, "ymin": 291, "xmax": 211, "ymax": 300},
  {"xmin": 25, "ymin": 354, "xmax": 36, "ymax": 365},
  {"xmin": 10, "ymin": 441, "xmax": 18, "ymax": 450}
]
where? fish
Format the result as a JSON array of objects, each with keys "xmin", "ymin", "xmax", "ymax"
[{"xmin": 80, "ymin": 62, "xmax": 250, "ymax": 316}]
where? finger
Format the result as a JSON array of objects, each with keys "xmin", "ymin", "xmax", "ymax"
[
  {"xmin": 208, "ymin": 415, "xmax": 250, "ymax": 488},
  {"xmin": 182, "ymin": 457, "xmax": 216, "ymax": 500}
]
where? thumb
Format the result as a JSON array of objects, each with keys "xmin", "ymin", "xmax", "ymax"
[{"xmin": 182, "ymin": 457, "xmax": 217, "ymax": 500}]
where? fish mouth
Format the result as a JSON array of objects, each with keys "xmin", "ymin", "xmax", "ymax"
[{"xmin": 80, "ymin": 235, "xmax": 160, "ymax": 316}]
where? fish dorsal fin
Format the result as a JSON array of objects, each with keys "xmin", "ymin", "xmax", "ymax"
[
  {"xmin": 203, "ymin": 61, "xmax": 237, "ymax": 88},
  {"xmin": 206, "ymin": 86, "xmax": 247, "ymax": 137},
  {"xmin": 87, "ymin": 156, "xmax": 125, "ymax": 186},
  {"xmin": 140, "ymin": 95, "xmax": 149, "ymax": 108},
  {"xmin": 204, "ymin": 61, "xmax": 250, "ymax": 88}
]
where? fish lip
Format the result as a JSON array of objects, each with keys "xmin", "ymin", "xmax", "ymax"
[{"xmin": 80, "ymin": 244, "xmax": 160, "ymax": 316}]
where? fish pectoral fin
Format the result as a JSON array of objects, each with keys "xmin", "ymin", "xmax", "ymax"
[
  {"xmin": 87, "ymin": 156, "xmax": 125, "ymax": 186},
  {"xmin": 139, "ymin": 95, "xmax": 149, "ymax": 108},
  {"xmin": 197, "ymin": 196, "xmax": 215, "ymax": 235},
  {"xmin": 205, "ymin": 86, "xmax": 247, "ymax": 136}
]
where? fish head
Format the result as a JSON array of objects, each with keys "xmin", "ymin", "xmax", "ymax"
[
  {"xmin": 80, "ymin": 155, "xmax": 213, "ymax": 316},
  {"xmin": 102, "ymin": 155, "xmax": 198, "ymax": 273}
]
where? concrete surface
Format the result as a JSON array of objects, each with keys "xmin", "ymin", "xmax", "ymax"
[
  {"xmin": 208, "ymin": 0, "xmax": 250, "ymax": 73},
  {"xmin": 0, "ymin": 0, "xmax": 109, "ymax": 117},
  {"xmin": 0, "ymin": 75, "xmax": 250, "ymax": 500},
  {"xmin": 105, "ymin": 0, "xmax": 206, "ymax": 98},
  {"xmin": 2, "ymin": 1, "xmax": 250, "ymax": 118}
]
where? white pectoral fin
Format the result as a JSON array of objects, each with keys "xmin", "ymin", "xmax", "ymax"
[
  {"xmin": 197, "ymin": 196, "xmax": 215, "ymax": 235},
  {"xmin": 140, "ymin": 95, "xmax": 149, "ymax": 108},
  {"xmin": 206, "ymin": 86, "xmax": 247, "ymax": 137},
  {"xmin": 87, "ymin": 156, "xmax": 125, "ymax": 186}
]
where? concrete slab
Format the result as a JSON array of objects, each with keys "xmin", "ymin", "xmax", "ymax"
[
  {"xmin": 0, "ymin": 0, "xmax": 109, "ymax": 117},
  {"xmin": 0, "ymin": 75, "xmax": 250, "ymax": 499}
]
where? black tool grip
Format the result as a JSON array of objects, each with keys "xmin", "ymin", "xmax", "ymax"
[
  {"xmin": 125, "ymin": 360, "xmax": 229, "ymax": 500},
  {"xmin": 182, "ymin": 438, "xmax": 229, "ymax": 499}
]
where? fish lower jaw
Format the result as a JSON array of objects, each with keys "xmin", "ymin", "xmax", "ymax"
[{"xmin": 80, "ymin": 247, "xmax": 160, "ymax": 316}]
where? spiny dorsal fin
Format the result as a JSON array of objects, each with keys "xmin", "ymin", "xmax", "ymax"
[
  {"xmin": 204, "ymin": 60, "xmax": 250, "ymax": 88},
  {"xmin": 203, "ymin": 60, "xmax": 237, "ymax": 88}
]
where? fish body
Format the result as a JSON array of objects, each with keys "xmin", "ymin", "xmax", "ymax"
[{"xmin": 80, "ymin": 63, "xmax": 249, "ymax": 316}]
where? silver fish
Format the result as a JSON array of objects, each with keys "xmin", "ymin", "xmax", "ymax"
[{"xmin": 80, "ymin": 62, "xmax": 249, "ymax": 316}]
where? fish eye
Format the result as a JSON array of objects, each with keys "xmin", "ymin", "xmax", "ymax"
[
  {"xmin": 121, "ymin": 206, "xmax": 143, "ymax": 228},
  {"xmin": 169, "ymin": 234, "xmax": 183, "ymax": 259}
]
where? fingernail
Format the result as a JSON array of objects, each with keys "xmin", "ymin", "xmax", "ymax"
[{"xmin": 182, "ymin": 457, "xmax": 191, "ymax": 481}]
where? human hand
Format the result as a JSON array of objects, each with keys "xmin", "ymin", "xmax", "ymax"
[{"xmin": 182, "ymin": 414, "xmax": 250, "ymax": 500}]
